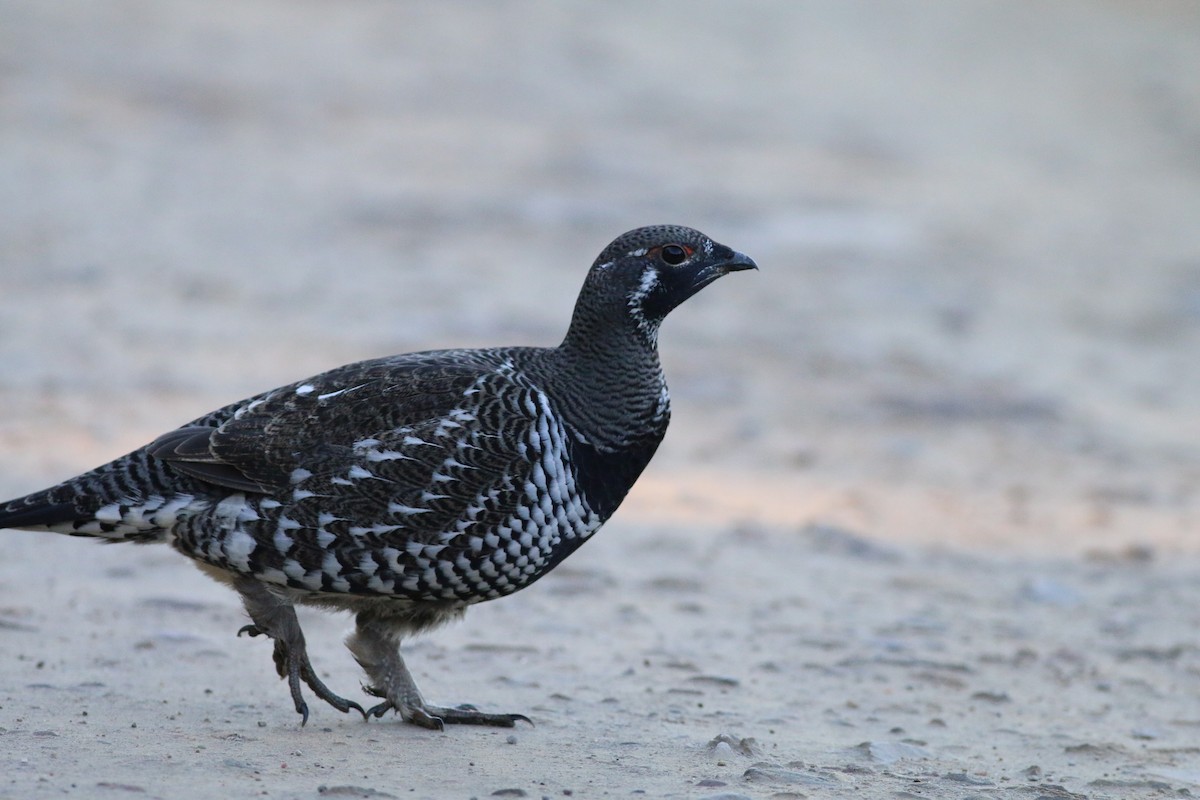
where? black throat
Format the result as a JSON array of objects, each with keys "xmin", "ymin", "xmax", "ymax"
[{"xmin": 564, "ymin": 421, "xmax": 668, "ymax": 521}]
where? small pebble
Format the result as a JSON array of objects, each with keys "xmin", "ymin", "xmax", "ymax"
[
  {"xmin": 706, "ymin": 733, "xmax": 757, "ymax": 757},
  {"xmin": 970, "ymin": 690, "xmax": 1011, "ymax": 703}
]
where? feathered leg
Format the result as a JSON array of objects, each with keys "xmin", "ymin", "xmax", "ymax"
[{"xmin": 234, "ymin": 577, "xmax": 366, "ymax": 724}]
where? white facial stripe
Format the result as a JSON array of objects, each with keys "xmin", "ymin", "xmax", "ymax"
[
  {"xmin": 626, "ymin": 266, "xmax": 662, "ymax": 341},
  {"xmin": 632, "ymin": 266, "xmax": 659, "ymax": 303}
]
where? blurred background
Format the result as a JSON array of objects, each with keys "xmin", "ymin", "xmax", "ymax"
[{"xmin": 2, "ymin": 1, "xmax": 1199, "ymax": 554}]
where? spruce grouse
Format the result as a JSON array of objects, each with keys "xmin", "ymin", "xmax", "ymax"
[{"xmin": 0, "ymin": 225, "xmax": 756, "ymax": 729}]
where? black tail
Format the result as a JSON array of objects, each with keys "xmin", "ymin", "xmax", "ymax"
[
  {"xmin": 0, "ymin": 496, "xmax": 81, "ymax": 530},
  {"xmin": 0, "ymin": 448, "xmax": 200, "ymax": 540}
]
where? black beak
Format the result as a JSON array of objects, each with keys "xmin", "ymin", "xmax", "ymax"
[
  {"xmin": 721, "ymin": 251, "xmax": 758, "ymax": 273},
  {"xmin": 697, "ymin": 250, "xmax": 758, "ymax": 287},
  {"xmin": 675, "ymin": 250, "xmax": 757, "ymax": 309}
]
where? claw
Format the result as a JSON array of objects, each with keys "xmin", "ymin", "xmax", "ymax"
[
  {"xmin": 410, "ymin": 707, "xmax": 445, "ymax": 731},
  {"xmin": 366, "ymin": 700, "xmax": 392, "ymax": 719},
  {"xmin": 363, "ymin": 696, "xmax": 528, "ymax": 729},
  {"xmin": 428, "ymin": 704, "xmax": 531, "ymax": 727}
]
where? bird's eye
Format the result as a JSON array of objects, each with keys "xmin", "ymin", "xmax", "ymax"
[{"xmin": 660, "ymin": 244, "xmax": 690, "ymax": 265}]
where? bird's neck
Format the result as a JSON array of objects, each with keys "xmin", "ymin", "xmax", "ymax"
[{"xmin": 543, "ymin": 307, "xmax": 670, "ymax": 453}]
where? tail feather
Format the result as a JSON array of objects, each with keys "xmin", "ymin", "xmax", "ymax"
[
  {"xmin": 3, "ymin": 407, "xmax": 241, "ymax": 539},
  {"xmin": 0, "ymin": 448, "xmax": 212, "ymax": 540},
  {"xmin": 0, "ymin": 498, "xmax": 80, "ymax": 530}
]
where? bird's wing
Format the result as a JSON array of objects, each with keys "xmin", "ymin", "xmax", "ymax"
[
  {"xmin": 147, "ymin": 351, "xmax": 553, "ymax": 543},
  {"xmin": 145, "ymin": 347, "xmax": 615, "ymax": 603}
]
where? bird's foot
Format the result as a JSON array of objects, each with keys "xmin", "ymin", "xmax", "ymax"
[
  {"xmin": 348, "ymin": 611, "xmax": 528, "ymax": 730},
  {"xmin": 363, "ymin": 692, "xmax": 530, "ymax": 730},
  {"xmin": 421, "ymin": 703, "xmax": 531, "ymax": 728},
  {"xmin": 233, "ymin": 611, "xmax": 366, "ymax": 724}
]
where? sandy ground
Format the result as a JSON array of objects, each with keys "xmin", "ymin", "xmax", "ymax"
[{"xmin": 2, "ymin": 2, "xmax": 1200, "ymax": 798}]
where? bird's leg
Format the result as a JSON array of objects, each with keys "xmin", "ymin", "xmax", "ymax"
[
  {"xmin": 234, "ymin": 578, "xmax": 366, "ymax": 724},
  {"xmin": 346, "ymin": 612, "xmax": 531, "ymax": 730}
]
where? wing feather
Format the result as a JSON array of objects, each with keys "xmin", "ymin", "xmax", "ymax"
[{"xmin": 147, "ymin": 350, "xmax": 547, "ymax": 548}]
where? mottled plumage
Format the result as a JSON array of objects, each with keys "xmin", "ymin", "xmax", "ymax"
[{"xmin": 0, "ymin": 225, "xmax": 755, "ymax": 728}]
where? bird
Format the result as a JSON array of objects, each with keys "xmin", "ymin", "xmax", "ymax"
[{"xmin": 0, "ymin": 224, "xmax": 756, "ymax": 729}]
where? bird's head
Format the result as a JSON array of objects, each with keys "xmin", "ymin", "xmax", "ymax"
[{"xmin": 579, "ymin": 225, "xmax": 757, "ymax": 341}]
